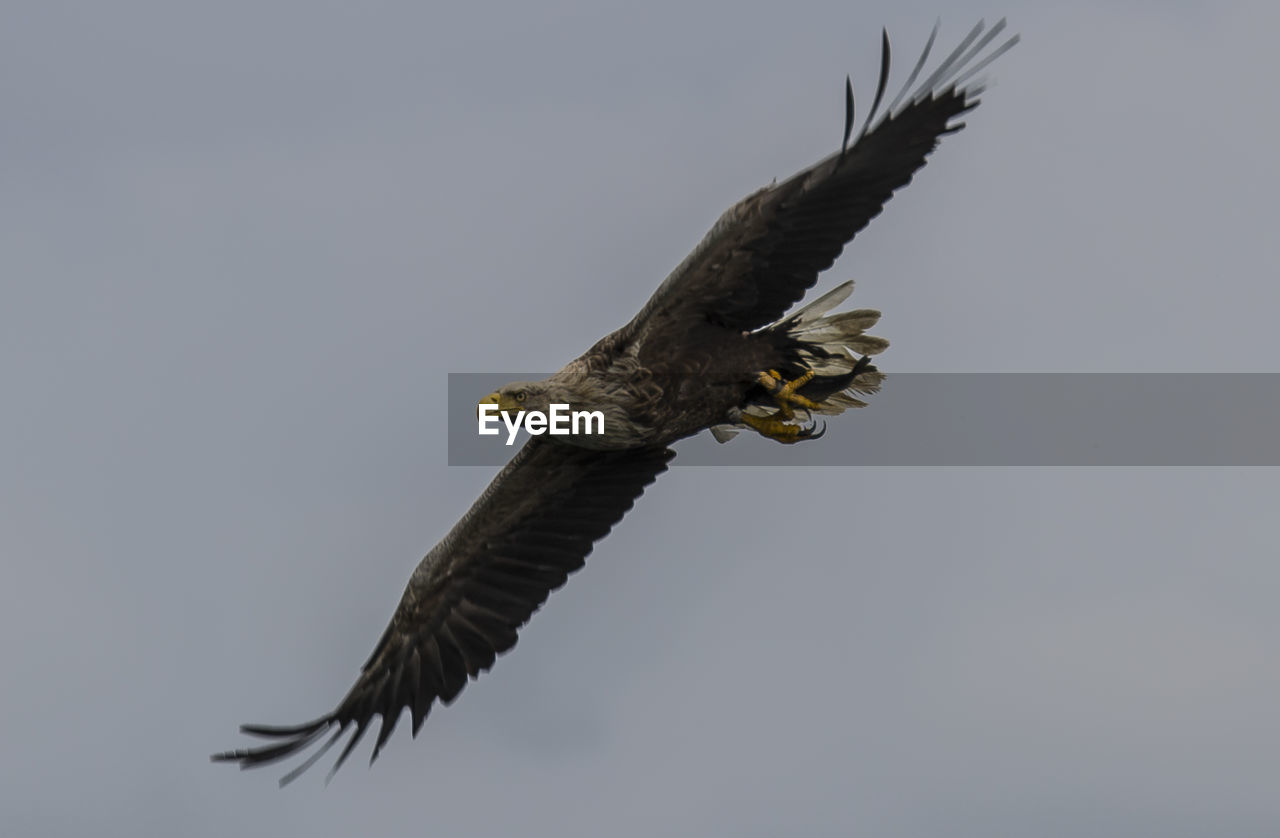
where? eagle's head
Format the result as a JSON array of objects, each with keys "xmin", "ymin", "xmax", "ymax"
[{"xmin": 479, "ymin": 379, "xmax": 556, "ymax": 417}]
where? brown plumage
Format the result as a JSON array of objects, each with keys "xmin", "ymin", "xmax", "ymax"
[{"xmin": 212, "ymin": 20, "xmax": 1016, "ymax": 784}]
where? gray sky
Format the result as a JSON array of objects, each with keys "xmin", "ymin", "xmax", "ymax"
[{"xmin": 3, "ymin": 1, "xmax": 1279, "ymax": 835}]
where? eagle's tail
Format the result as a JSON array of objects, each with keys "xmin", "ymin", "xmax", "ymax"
[{"xmin": 712, "ymin": 280, "xmax": 888, "ymax": 443}]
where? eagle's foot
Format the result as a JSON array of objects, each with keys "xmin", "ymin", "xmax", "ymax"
[
  {"xmin": 757, "ymin": 369, "xmax": 822, "ymax": 418},
  {"xmin": 740, "ymin": 410, "xmax": 826, "ymax": 444}
]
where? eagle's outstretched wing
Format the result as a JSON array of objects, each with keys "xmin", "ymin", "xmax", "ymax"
[
  {"xmin": 623, "ymin": 20, "xmax": 1018, "ymax": 341},
  {"xmin": 212, "ymin": 440, "xmax": 673, "ymax": 784}
]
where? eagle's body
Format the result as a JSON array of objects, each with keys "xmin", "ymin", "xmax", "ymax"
[
  {"xmin": 517, "ymin": 311, "xmax": 827, "ymax": 449},
  {"xmin": 213, "ymin": 21, "xmax": 1017, "ymax": 785}
]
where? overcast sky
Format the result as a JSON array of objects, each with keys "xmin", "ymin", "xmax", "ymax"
[{"xmin": 4, "ymin": 1, "xmax": 1279, "ymax": 836}]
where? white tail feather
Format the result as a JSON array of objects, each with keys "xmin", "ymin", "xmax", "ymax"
[
  {"xmin": 782, "ymin": 280, "xmax": 855, "ymax": 327},
  {"xmin": 712, "ymin": 281, "xmax": 888, "ymax": 442}
]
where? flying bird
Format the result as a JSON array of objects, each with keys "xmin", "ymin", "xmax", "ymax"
[{"xmin": 213, "ymin": 20, "xmax": 1017, "ymax": 785}]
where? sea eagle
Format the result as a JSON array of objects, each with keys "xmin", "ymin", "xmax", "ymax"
[{"xmin": 213, "ymin": 20, "xmax": 1017, "ymax": 784}]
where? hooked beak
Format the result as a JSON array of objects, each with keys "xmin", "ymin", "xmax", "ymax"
[{"xmin": 478, "ymin": 391, "xmax": 503, "ymax": 419}]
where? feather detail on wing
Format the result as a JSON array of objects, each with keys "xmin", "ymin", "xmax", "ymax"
[
  {"xmin": 211, "ymin": 440, "xmax": 674, "ymax": 784},
  {"xmin": 623, "ymin": 20, "xmax": 1018, "ymax": 340}
]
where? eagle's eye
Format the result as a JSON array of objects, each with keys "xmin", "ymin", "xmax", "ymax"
[{"xmin": 514, "ymin": 390, "xmax": 527, "ymax": 403}]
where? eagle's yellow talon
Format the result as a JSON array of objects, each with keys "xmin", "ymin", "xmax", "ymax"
[
  {"xmin": 757, "ymin": 370, "xmax": 782, "ymax": 390},
  {"xmin": 740, "ymin": 410, "xmax": 825, "ymax": 444},
  {"xmin": 741, "ymin": 368, "xmax": 833, "ymax": 442},
  {"xmin": 741, "ymin": 411, "xmax": 796, "ymax": 441},
  {"xmin": 756, "ymin": 369, "xmax": 823, "ymax": 412}
]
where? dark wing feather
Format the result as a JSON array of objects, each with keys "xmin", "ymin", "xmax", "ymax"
[
  {"xmin": 211, "ymin": 440, "xmax": 674, "ymax": 784},
  {"xmin": 621, "ymin": 21, "xmax": 1017, "ymax": 338}
]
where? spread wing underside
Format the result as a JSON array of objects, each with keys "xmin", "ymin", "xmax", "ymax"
[
  {"xmin": 212, "ymin": 440, "xmax": 673, "ymax": 784},
  {"xmin": 624, "ymin": 20, "xmax": 1017, "ymax": 341}
]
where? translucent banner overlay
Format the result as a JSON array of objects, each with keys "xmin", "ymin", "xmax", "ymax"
[{"xmin": 448, "ymin": 373, "xmax": 1280, "ymax": 466}]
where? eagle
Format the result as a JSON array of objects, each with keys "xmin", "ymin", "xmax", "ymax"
[{"xmin": 213, "ymin": 20, "xmax": 1017, "ymax": 785}]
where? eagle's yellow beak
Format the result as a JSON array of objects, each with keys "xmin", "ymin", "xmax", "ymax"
[{"xmin": 478, "ymin": 391, "xmax": 504, "ymax": 419}]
